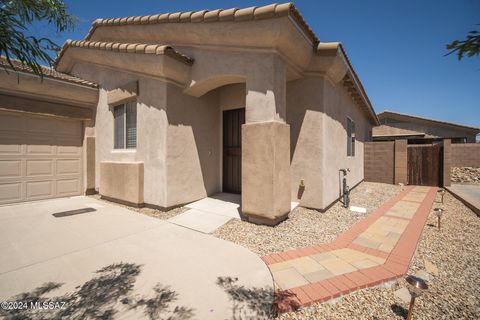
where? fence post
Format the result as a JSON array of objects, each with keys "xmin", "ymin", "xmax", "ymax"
[
  {"xmin": 443, "ymin": 139, "xmax": 451, "ymax": 187},
  {"xmin": 394, "ymin": 139, "xmax": 408, "ymax": 185}
]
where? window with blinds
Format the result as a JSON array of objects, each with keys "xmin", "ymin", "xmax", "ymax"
[
  {"xmin": 347, "ymin": 117, "xmax": 355, "ymax": 157},
  {"xmin": 126, "ymin": 102, "xmax": 136, "ymax": 148},
  {"xmin": 113, "ymin": 102, "xmax": 136, "ymax": 149}
]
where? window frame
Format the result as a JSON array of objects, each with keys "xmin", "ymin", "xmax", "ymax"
[
  {"xmin": 347, "ymin": 117, "xmax": 356, "ymax": 157},
  {"xmin": 113, "ymin": 101, "xmax": 137, "ymax": 150}
]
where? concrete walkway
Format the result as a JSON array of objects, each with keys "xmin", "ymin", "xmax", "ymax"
[
  {"xmin": 447, "ymin": 184, "xmax": 480, "ymax": 216},
  {"xmin": 169, "ymin": 193, "xmax": 299, "ymax": 234},
  {"xmin": 168, "ymin": 193, "xmax": 241, "ymax": 233},
  {"xmin": 262, "ymin": 186, "xmax": 437, "ymax": 306},
  {"xmin": 0, "ymin": 196, "xmax": 273, "ymax": 319}
]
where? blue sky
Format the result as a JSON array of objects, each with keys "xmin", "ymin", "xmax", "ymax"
[{"xmin": 35, "ymin": 0, "xmax": 480, "ymax": 128}]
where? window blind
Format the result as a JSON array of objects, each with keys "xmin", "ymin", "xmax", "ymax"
[{"xmin": 126, "ymin": 102, "xmax": 137, "ymax": 149}]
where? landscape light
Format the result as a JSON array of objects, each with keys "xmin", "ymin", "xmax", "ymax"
[
  {"xmin": 434, "ymin": 208, "xmax": 444, "ymax": 230},
  {"xmin": 405, "ymin": 275, "xmax": 428, "ymax": 320}
]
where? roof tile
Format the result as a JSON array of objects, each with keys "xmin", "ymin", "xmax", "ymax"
[
  {"xmin": 0, "ymin": 56, "xmax": 98, "ymax": 88},
  {"xmin": 218, "ymin": 8, "xmax": 237, "ymax": 21},
  {"xmin": 55, "ymin": 40, "xmax": 194, "ymax": 66},
  {"xmin": 234, "ymin": 6, "xmax": 257, "ymax": 21}
]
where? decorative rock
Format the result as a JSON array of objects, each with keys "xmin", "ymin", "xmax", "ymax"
[
  {"xmin": 394, "ymin": 287, "xmax": 412, "ymax": 304},
  {"xmin": 424, "ymin": 259, "xmax": 439, "ymax": 276},
  {"xmin": 451, "ymin": 167, "xmax": 480, "ymax": 184},
  {"xmin": 414, "ymin": 270, "xmax": 431, "ymax": 282}
]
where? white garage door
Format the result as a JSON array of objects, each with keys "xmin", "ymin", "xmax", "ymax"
[{"xmin": 0, "ymin": 111, "xmax": 83, "ymax": 205}]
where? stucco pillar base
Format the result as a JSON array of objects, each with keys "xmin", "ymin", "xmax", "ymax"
[
  {"xmin": 242, "ymin": 121, "xmax": 291, "ymax": 226},
  {"xmin": 245, "ymin": 212, "xmax": 289, "ymax": 226},
  {"xmin": 100, "ymin": 162, "xmax": 144, "ymax": 206}
]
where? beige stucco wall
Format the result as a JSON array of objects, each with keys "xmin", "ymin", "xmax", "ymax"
[
  {"xmin": 288, "ymin": 77, "xmax": 325, "ymax": 208},
  {"xmin": 321, "ymin": 78, "xmax": 370, "ymax": 208},
  {"xmin": 70, "ymin": 62, "xmax": 222, "ymax": 208},
  {"xmin": 165, "ymin": 83, "xmax": 220, "ymax": 207},
  {"xmin": 288, "ymin": 76, "xmax": 373, "ymax": 210},
  {"xmin": 219, "ymin": 83, "xmax": 245, "ymax": 111},
  {"xmin": 242, "ymin": 121, "xmax": 291, "ymax": 225},
  {"xmin": 71, "ymin": 63, "xmax": 168, "ymax": 206},
  {"xmin": 100, "ymin": 162, "xmax": 144, "ymax": 205}
]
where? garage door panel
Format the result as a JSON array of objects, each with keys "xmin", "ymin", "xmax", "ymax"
[
  {"xmin": 57, "ymin": 140, "xmax": 82, "ymax": 156},
  {"xmin": 56, "ymin": 159, "xmax": 80, "ymax": 175},
  {"xmin": 0, "ymin": 144, "xmax": 23, "ymax": 155},
  {"xmin": 26, "ymin": 142, "xmax": 55, "ymax": 155},
  {"xmin": 0, "ymin": 160, "xmax": 22, "ymax": 178},
  {"xmin": 26, "ymin": 180, "xmax": 54, "ymax": 199},
  {"xmin": 26, "ymin": 159, "xmax": 54, "ymax": 177},
  {"xmin": 0, "ymin": 135, "xmax": 24, "ymax": 155},
  {"xmin": 56, "ymin": 179, "xmax": 80, "ymax": 196},
  {"xmin": 0, "ymin": 182, "xmax": 22, "ymax": 202},
  {"xmin": 0, "ymin": 111, "xmax": 83, "ymax": 204}
]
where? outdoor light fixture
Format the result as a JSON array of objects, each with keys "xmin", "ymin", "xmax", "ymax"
[
  {"xmin": 434, "ymin": 208, "xmax": 444, "ymax": 230},
  {"xmin": 405, "ymin": 275, "xmax": 428, "ymax": 320},
  {"xmin": 437, "ymin": 189, "xmax": 445, "ymax": 204}
]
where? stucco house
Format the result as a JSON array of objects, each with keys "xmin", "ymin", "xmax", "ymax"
[
  {"xmin": 373, "ymin": 110, "xmax": 479, "ymax": 143},
  {"xmin": 0, "ymin": 3, "xmax": 379, "ymax": 225}
]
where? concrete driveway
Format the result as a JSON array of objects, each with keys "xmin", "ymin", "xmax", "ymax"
[
  {"xmin": 0, "ymin": 196, "xmax": 273, "ymax": 319},
  {"xmin": 447, "ymin": 184, "xmax": 480, "ymax": 216}
]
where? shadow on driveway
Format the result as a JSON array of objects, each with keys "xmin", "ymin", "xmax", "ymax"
[
  {"xmin": 1, "ymin": 263, "xmax": 276, "ymax": 320},
  {"xmin": 0, "ymin": 262, "xmax": 194, "ymax": 320}
]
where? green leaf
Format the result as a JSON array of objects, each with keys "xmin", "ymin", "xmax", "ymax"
[{"xmin": 0, "ymin": 0, "xmax": 77, "ymax": 77}]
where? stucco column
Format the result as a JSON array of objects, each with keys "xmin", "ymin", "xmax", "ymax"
[
  {"xmin": 242, "ymin": 55, "xmax": 291, "ymax": 225},
  {"xmin": 83, "ymin": 120, "xmax": 96, "ymax": 195}
]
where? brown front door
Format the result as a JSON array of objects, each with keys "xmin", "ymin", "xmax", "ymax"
[
  {"xmin": 407, "ymin": 144, "xmax": 443, "ymax": 186},
  {"xmin": 223, "ymin": 108, "xmax": 245, "ymax": 193}
]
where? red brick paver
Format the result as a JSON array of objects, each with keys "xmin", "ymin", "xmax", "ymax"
[{"xmin": 263, "ymin": 186, "xmax": 437, "ymax": 306}]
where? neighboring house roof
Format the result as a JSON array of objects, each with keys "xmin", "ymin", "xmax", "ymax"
[
  {"xmin": 372, "ymin": 125, "xmax": 425, "ymax": 138},
  {"xmin": 378, "ymin": 110, "xmax": 480, "ymax": 133},
  {"xmin": 0, "ymin": 56, "xmax": 98, "ymax": 88},
  {"xmin": 56, "ymin": 40, "xmax": 194, "ymax": 67}
]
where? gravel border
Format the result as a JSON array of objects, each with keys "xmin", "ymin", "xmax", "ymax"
[
  {"xmin": 87, "ymin": 194, "xmax": 188, "ymax": 220},
  {"xmin": 276, "ymin": 191, "xmax": 480, "ymax": 319},
  {"xmin": 213, "ymin": 182, "xmax": 401, "ymax": 257}
]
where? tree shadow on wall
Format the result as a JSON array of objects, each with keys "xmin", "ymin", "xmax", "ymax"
[
  {"xmin": 217, "ymin": 276, "xmax": 275, "ymax": 320},
  {"xmin": 0, "ymin": 262, "xmax": 194, "ymax": 320}
]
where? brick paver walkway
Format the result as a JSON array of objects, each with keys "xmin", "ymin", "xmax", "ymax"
[{"xmin": 261, "ymin": 186, "xmax": 437, "ymax": 306}]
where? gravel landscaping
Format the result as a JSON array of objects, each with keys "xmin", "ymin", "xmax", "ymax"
[
  {"xmin": 451, "ymin": 167, "xmax": 480, "ymax": 184},
  {"xmin": 276, "ymin": 191, "xmax": 480, "ymax": 320},
  {"xmin": 213, "ymin": 182, "xmax": 400, "ymax": 256},
  {"xmin": 87, "ymin": 194, "xmax": 187, "ymax": 220}
]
